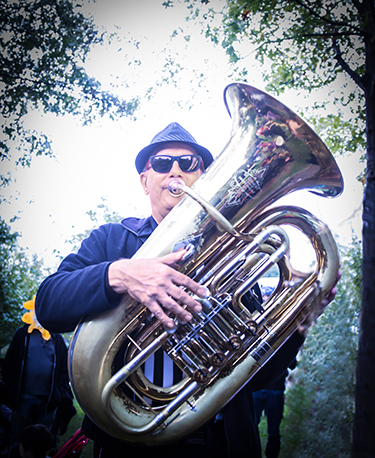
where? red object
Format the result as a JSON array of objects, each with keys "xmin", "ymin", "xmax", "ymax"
[{"xmin": 52, "ymin": 428, "xmax": 89, "ymax": 457}]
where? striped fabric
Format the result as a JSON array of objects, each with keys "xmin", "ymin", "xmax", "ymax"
[{"xmin": 143, "ymin": 348, "xmax": 184, "ymax": 387}]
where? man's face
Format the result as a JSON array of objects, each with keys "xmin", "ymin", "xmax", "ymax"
[{"xmin": 140, "ymin": 143, "xmax": 203, "ymax": 223}]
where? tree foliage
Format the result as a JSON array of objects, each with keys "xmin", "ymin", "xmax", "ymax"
[
  {"xmin": 0, "ymin": 0, "xmax": 139, "ymax": 186},
  {"xmin": 280, "ymin": 238, "xmax": 361, "ymax": 457},
  {"xmin": 227, "ymin": 0, "xmax": 366, "ymax": 154},
  {"xmin": 0, "ymin": 217, "xmax": 48, "ymax": 350},
  {"xmin": 178, "ymin": 0, "xmax": 367, "ymax": 159}
]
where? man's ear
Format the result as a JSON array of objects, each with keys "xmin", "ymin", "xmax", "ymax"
[{"xmin": 140, "ymin": 172, "xmax": 149, "ymax": 195}]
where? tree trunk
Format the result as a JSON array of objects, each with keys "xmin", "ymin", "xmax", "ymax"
[{"xmin": 351, "ymin": 3, "xmax": 375, "ymax": 453}]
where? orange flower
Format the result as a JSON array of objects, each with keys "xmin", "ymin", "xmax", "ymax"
[{"xmin": 22, "ymin": 296, "xmax": 51, "ymax": 341}]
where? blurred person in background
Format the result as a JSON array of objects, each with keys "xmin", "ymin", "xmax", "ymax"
[{"xmin": 2, "ymin": 311, "xmax": 72, "ymax": 458}]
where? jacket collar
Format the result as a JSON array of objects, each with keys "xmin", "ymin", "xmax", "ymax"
[{"xmin": 121, "ymin": 215, "xmax": 158, "ymax": 237}]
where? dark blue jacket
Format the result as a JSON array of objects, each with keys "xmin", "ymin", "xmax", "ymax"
[
  {"xmin": 36, "ymin": 216, "xmax": 157, "ymax": 333},
  {"xmin": 35, "ymin": 215, "xmax": 304, "ymax": 457}
]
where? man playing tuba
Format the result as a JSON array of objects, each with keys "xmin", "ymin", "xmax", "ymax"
[{"xmin": 35, "ymin": 122, "xmax": 338, "ymax": 458}]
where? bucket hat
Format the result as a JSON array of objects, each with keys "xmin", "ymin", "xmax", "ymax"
[{"xmin": 135, "ymin": 122, "xmax": 213, "ymax": 173}]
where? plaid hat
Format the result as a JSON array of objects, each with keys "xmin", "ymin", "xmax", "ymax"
[{"xmin": 135, "ymin": 122, "xmax": 213, "ymax": 174}]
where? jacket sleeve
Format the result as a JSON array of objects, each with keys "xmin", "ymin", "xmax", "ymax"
[
  {"xmin": 35, "ymin": 226, "xmax": 122, "ymax": 334},
  {"xmin": 248, "ymin": 330, "xmax": 305, "ymax": 392}
]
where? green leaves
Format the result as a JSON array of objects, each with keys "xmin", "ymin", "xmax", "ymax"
[
  {"xmin": 281, "ymin": 238, "xmax": 362, "ymax": 457},
  {"xmin": 0, "ymin": 0, "xmax": 139, "ymax": 183},
  {"xmin": 185, "ymin": 0, "xmax": 367, "ymax": 159},
  {"xmin": 0, "ymin": 217, "xmax": 48, "ymax": 349}
]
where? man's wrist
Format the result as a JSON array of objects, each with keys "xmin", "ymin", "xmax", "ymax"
[{"xmin": 108, "ymin": 259, "xmax": 129, "ymax": 294}]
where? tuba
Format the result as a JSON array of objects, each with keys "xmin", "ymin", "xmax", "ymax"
[{"xmin": 68, "ymin": 83, "xmax": 343, "ymax": 446}]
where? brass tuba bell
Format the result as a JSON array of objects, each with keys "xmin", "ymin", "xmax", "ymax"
[{"xmin": 68, "ymin": 83, "xmax": 343, "ymax": 446}]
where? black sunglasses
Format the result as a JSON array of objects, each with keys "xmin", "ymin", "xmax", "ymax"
[{"xmin": 148, "ymin": 154, "xmax": 203, "ymax": 173}]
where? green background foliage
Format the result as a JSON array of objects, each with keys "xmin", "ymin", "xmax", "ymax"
[
  {"xmin": 180, "ymin": 0, "xmax": 366, "ymax": 159},
  {"xmin": 280, "ymin": 238, "xmax": 361, "ymax": 457},
  {"xmin": 0, "ymin": 217, "xmax": 48, "ymax": 349},
  {"xmin": 0, "ymin": 0, "xmax": 139, "ymax": 188}
]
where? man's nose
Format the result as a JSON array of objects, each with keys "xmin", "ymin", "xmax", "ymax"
[{"xmin": 169, "ymin": 159, "xmax": 183, "ymax": 176}]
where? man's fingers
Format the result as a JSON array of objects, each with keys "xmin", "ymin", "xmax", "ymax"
[
  {"xmin": 146, "ymin": 300, "xmax": 176, "ymax": 330},
  {"xmin": 109, "ymin": 254, "xmax": 207, "ymax": 328},
  {"xmin": 165, "ymin": 266, "xmax": 207, "ymax": 300},
  {"xmin": 148, "ymin": 282, "xmax": 203, "ymax": 324},
  {"xmin": 161, "ymin": 250, "xmax": 187, "ymax": 265},
  {"xmin": 146, "ymin": 295, "xmax": 194, "ymax": 330},
  {"xmin": 167, "ymin": 282, "xmax": 203, "ymax": 313}
]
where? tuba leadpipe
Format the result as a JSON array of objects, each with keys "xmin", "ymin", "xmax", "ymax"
[{"xmin": 68, "ymin": 83, "xmax": 343, "ymax": 446}]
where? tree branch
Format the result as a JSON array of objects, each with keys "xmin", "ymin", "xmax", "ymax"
[
  {"xmin": 301, "ymin": 31, "xmax": 363, "ymax": 39},
  {"xmin": 291, "ymin": 0, "xmax": 364, "ymax": 36},
  {"xmin": 332, "ymin": 38, "xmax": 365, "ymax": 91}
]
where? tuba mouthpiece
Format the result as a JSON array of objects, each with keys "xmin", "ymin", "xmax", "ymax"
[{"xmin": 168, "ymin": 178, "xmax": 185, "ymax": 197}]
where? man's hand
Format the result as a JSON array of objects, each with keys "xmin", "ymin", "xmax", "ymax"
[
  {"xmin": 108, "ymin": 250, "xmax": 206, "ymax": 330},
  {"xmin": 298, "ymin": 270, "xmax": 342, "ymax": 335},
  {"xmin": 320, "ymin": 270, "xmax": 342, "ymax": 308}
]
